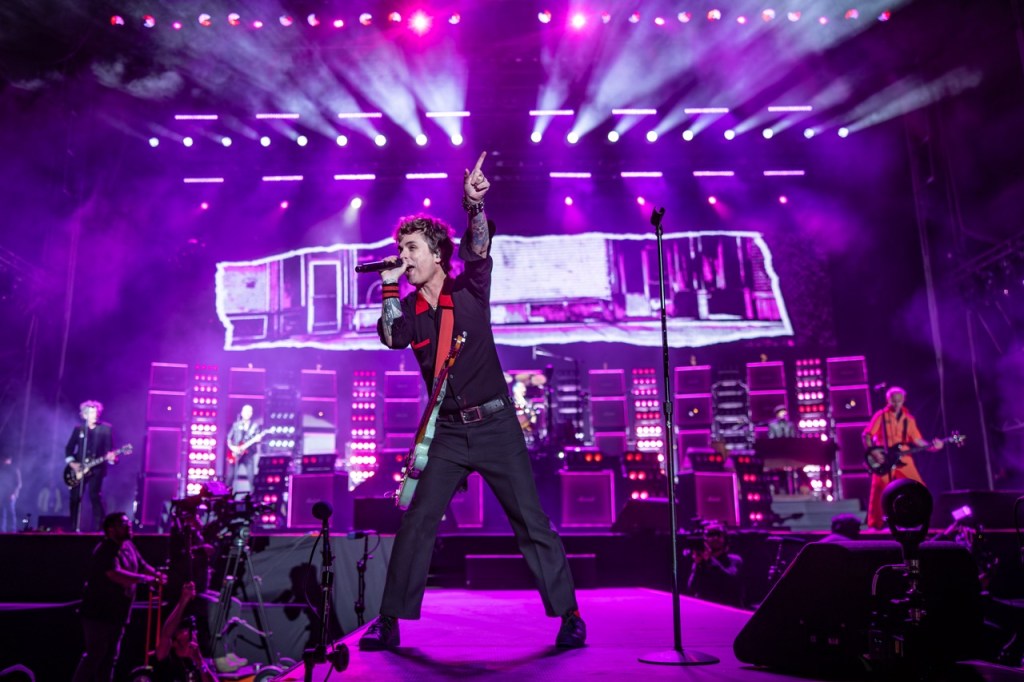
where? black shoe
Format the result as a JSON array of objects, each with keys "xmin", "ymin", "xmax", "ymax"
[
  {"xmin": 556, "ymin": 610, "xmax": 586, "ymax": 648},
  {"xmin": 359, "ymin": 615, "xmax": 400, "ymax": 650}
]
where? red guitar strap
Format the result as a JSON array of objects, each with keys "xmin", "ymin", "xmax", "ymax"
[{"xmin": 433, "ymin": 281, "xmax": 455, "ymax": 379}]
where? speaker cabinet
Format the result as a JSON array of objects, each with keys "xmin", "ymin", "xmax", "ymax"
[
  {"xmin": 448, "ymin": 472, "xmax": 484, "ymax": 529},
  {"xmin": 840, "ymin": 472, "xmax": 871, "ymax": 509},
  {"xmin": 144, "ymin": 426, "xmax": 183, "ymax": 475},
  {"xmin": 560, "ymin": 470, "xmax": 616, "ymax": 528},
  {"xmin": 138, "ymin": 475, "xmax": 181, "ymax": 529},
  {"xmin": 287, "ymin": 473, "xmax": 351, "ymax": 531},
  {"xmin": 734, "ymin": 541, "xmax": 983, "ymax": 676},
  {"xmin": 677, "ymin": 471, "xmax": 739, "ymax": 526},
  {"xmin": 836, "ymin": 421, "xmax": 870, "ymax": 470},
  {"xmin": 146, "ymin": 391, "xmax": 187, "ymax": 425}
]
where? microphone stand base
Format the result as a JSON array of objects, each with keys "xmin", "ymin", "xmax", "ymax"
[{"xmin": 639, "ymin": 648, "xmax": 719, "ymax": 666}]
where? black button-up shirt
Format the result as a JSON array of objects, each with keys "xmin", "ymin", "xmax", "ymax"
[{"xmin": 379, "ymin": 233, "xmax": 508, "ymax": 413}]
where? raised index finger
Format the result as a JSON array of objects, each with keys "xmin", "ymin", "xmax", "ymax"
[{"xmin": 472, "ymin": 151, "xmax": 487, "ymax": 173}]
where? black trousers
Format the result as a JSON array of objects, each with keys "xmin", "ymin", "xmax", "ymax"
[
  {"xmin": 70, "ymin": 472, "xmax": 105, "ymax": 532},
  {"xmin": 380, "ymin": 404, "xmax": 578, "ymax": 620}
]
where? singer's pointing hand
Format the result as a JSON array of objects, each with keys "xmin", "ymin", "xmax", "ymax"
[{"xmin": 464, "ymin": 151, "xmax": 489, "ymax": 203}]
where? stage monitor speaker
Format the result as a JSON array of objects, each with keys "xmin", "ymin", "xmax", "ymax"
[
  {"xmin": 677, "ymin": 471, "xmax": 739, "ymax": 526},
  {"xmin": 734, "ymin": 540, "xmax": 983, "ymax": 676},
  {"xmin": 353, "ymin": 497, "xmax": 405, "ymax": 535},
  {"xmin": 287, "ymin": 473, "xmax": 351, "ymax": 531},
  {"xmin": 611, "ymin": 497, "xmax": 680, "ymax": 533}
]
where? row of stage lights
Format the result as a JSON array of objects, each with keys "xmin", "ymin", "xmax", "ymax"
[
  {"xmin": 190, "ymin": 193, "xmax": 798, "ymax": 212},
  {"xmin": 110, "ymin": 7, "xmax": 892, "ymax": 32},
  {"xmin": 147, "ymin": 125, "xmax": 853, "ymax": 150}
]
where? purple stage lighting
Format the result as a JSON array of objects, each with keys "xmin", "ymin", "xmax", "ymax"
[
  {"xmin": 682, "ymin": 130, "xmax": 695, "ymax": 141},
  {"xmin": 570, "ymin": 13, "xmax": 586, "ymax": 30},
  {"xmin": 183, "ymin": 177, "xmax": 224, "ymax": 184},
  {"xmin": 601, "ymin": 12, "xmax": 611, "ymax": 24},
  {"xmin": 296, "ymin": 135, "xmax": 308, "ymax": 147},
  {"xmin": 762, "ymin": 128, "xmax": 774, "ymax": 139},
  {"xmin": 838, "ymin": 127, "xmax": 850, "ymax": 138},
  {"xmin": 262, "ymin": 175, "xmax": 303, "ymax": 182},
  {"xmin": 252, "ymin": 20, "xmax": 263, "ymax": 29},
  {"xmin": 567, "ymin": 132, "xmax": 580, "ymax": 144},
  {"xmin": 538, "ymin": 10, "xmax": 552, "ymax": 24},
  {"xmin": 175, "ymin": 114, "xmax": 218, "ymax": 121},
  {"xmin": 724, "ymin": 129, "xmax": 736, "ymax": 140},
  {"xmin": 336, "ymin": 135, "xmax": 348, "ymax": 146},
  {"xmin": 763, "ymin": 170, "xmax": 805, "ymax": 176},
  {"xmin": 172, "ymin": 21, "xmax": 183, "ymax": 30},
  {"xmin": 143, "ymin": 15, "xmax": 156, "ymax": 28},
  {"xmin": 654, "ymin": 16, "xmax": 666, "ymax": 26},
  {"xmin": 333, "ymin": 19, "xmax": 345, "ymax": 28},
  {"xmin": 183, "ymin": 137, "xmax": 194, "ymax": 147},
  {"xmin": 279, "ymin": 15, "xmax": 294, "ymax": 27},
  {"xmin": 779, "ymin": 195, "xmax": 789, "ymax": 204},
  {"xmin": 414, "ymin": 134, "xmax": 428, "ymax": 146},
  {"xmin": 259, "ymin": 136, "xmax": 271, "ymax": 147},
  {"xmin": 530, "ymin": 131, "xmax": 542, "ymax": 143},
  {"xmin": 410, "ymin": 11, "xmax": 432, "ymax": 35},
  {"xmin": 878, "ymin": 11, "xmax": 892, "ymax": 21},
  {"xmin": 693, "ymin": 171, "xmax": 735, "ymax": 177},
  {"xmin": 221, "ymin": 136, "xmax": 232, "ymax": 147},
  {"xmin": 406, "ymin": 173, "xmax": 448, "ymax": 180},
  {"xmin": 338, "ymin": 112, "xmax": 383, "ymax": 120},
  {"xmin": 564, "ymin": 196, "xmax": 573, "ymax": 206},
  {"xmin": 620, "ymin": 172, "xmax": 663, "ymax": 178},
  {"xmin": 737, "ymin": 15, "xmax": 748, "ymax": 25},
  {"xmin": 148, "ymin": 137, "xmax": 159, "ymax": 148},
  {"xmin": 607, "ymin": 130, "xmax": 620, "ymax": 142},
  {"xmin": 308, "ymin": 14, "xmax": 320, "ymax": 27},
  {"xmin": 450, "ymin": 133, "xmax": 464, "ymax": 146},
  {"xmin": 280, "ymin": 201, "xmax": 289, "ymax": 209},
  {"xmin": 374, "ymin": 134, "xmax": 387, "ymax": 147},
  {"xmin": 549, "ymin": 172, "xmax": 592, "ymax": 179},
  {"xmin": 334, "ymin": 174, "xmax": 376, "ymax": 181},
  {"xmin": 388, "ymin": 11, "xmax": 402, "ymax": 23},
  {"xmin": 707, "ymin": 10, "xmax": 722, "ymax": 21},
  {"xmin": 645, "ymin": 130, "xmax": 659, "ymax": 142},
  {"xmin": 200, "ymin": 202, "xmax": 209, "ymax": 210},
  {"xmin": 788, "ymin": 11, "xmax": 802, "ymax": 22},
  {"xmin": 846, "ymin": 9, "xmax": 860, "ymax": 20},
  {"xmin": 110, "ymin": 15, "xmax": 125, "ymax": 26},
  {"xmin": 228, "ymin": 13, "xmax": 241, "ymax": 26},
  {"xmin": 449, "ymin": 13, "xmax": 461, "ymax": 25},
  {"xmin": 199, "ymin": 14, "xmax": 213, "ymax": 27},
  {"xmin": 359, "ymin": 13, "xmax": 372, "ymax": 26},
  {"xmin": 423, "ymin": 198, "xmax": 431, "ymax": 208},
  {"xmin": 762, "ymin": 9, "xmax": 776, "ymax": 21},
  {"xmin": 637, "ymin": 196, "xmax": 646, "ymax": 206},
  {"xmin": 803, "ymin": 128, "xmax": 816, "ymax": 139},
  {"xmin": 708, "ymin": 196, "xmax": 718, "ymax": 205},
  {"xmin": 629, "ymin": 12, "xmax": 641, "ymax": 24},
  {"xmin": 350, "ymin": 197, "xmax": 363, "ymax": 209},
  {"xmin": 678, "ymin": 12, "xmax": 692, "ymax": 23}
]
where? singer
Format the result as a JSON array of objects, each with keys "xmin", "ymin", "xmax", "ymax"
[
  {"xmin": 359, "ymin": 152, "xmax": 586, "ymax": 651},
  {"xmin": 65, "ymin": 400, "xmax": 115, "ymax": 533}
]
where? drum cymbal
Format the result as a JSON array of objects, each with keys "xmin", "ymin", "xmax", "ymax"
[
  {"xmin": 529, "ymin": 374, "xmax": 547, "ymax": 386},
  {"xmin": 514, "ymin": 373, "xmax": 532, "ymax": 384}
]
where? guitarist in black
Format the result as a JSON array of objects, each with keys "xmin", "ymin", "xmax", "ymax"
[
  {"xmin": 65, "ymin": 399, "xmax": 115, "ymax": 532},
  {"xmin": 360, "ymin": 153, "xmax": 586, "ymax": 651},
  {"xmin": 225, "ymin": 404, "xmax": 263, "ymax": 491},
  {"xmin": 861, "ymin": 386, "xmax": 944, "ymax": 530}
]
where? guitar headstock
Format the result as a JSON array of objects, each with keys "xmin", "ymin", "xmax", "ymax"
[
  {"xmin": 948, "ymin": 432, "xmax": 967, "ymax": 448},
  {"xmin": 445, "ymin": 332, "xmax": 467, "ymax": 366},
  {"xmin": 122, "ymin": 444, "xmax": 134, "ymax": 455}
]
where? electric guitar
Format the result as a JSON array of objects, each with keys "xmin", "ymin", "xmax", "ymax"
[
  {"xmin": 395, "ymin": 332, "xmax": 467, "ymax": 510},
  {"xmin": 227, "ymin": 429, "xmax": 269, "ymax": 464},
  {"xmin": 864, "ymin": 433, "xmax": 965, "ymax": 476},
  {"xmin": 64, "ymin": 444, "xmax": 133, "ymax": 488}
]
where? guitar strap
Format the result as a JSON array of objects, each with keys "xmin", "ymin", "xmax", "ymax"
[{"xmin": 432, "ymin": 282, "xmax": 455, "ymax": 380}]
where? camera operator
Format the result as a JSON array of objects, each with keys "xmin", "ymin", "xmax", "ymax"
[
  {"xmin": 154, "ymin": 581, "xmax": 218, "ymax": 682},
  {"xmin": 686, "ymin": 522, "xmax": 745, "ymax": 607}
]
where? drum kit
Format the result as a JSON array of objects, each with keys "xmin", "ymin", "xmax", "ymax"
[{"xmin": 504, "ymin": 370, "xmax": 550, "ymax": 451}]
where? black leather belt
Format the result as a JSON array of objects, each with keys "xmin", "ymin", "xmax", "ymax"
[{"xmin": 436, "ymin": 395, "xmax": 513, "ymax": 424}]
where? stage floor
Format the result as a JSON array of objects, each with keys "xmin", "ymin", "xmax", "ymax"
[{"xmin": 277, "ymin": 587, "xmax": 1024, "ymax": 682}]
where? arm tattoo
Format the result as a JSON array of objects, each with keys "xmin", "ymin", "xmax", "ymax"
[
  {"xmin": 469, "ymin": 210, "xmax": 490, "ymax": 257},
  {"xmin": 381, "ymin": 297, "xmax": 402, "ymax": 345}
]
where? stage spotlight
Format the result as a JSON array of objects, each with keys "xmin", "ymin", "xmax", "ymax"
[
  {"xmin": 724, "ymin": 129, "xmax": 736, "ymax": 140},
  {"xmin": 682, "ymin": 129, "xmax": 695, "ymax": 141},
  {"xmin": 221, "ymin": 136, "xmax": 232, "ymax": 147},
  {"xmin": 607, "ymin": 130, "xmax": 620, "ymax": 143},
  {"xmin": 645, "ymin": 130, "xmax": 659, "ymax": 143},
  {"xmin": 819, "ymin": 16, "xmax": 829, "ymax": 25},
  {"xmin": 708, "ymin": 196, "xmax": 718, "ymax": 205},
  {"xmin": 388, "ymin": 11, "xmax": 402, "ymax": 23},
  {"xmin": 654, "ymin": 16, "xmax": 666, "ymax": 26},
  {"xmin": 200, "ymin": 202, "xmax": 209, "ymax": 210},
  {"xmin": 803, "ymin": 127, "xmax": 815, "ymax": 139},
  {"xmin": 564, "ymin": 196, "xmax": 574, "ymax": 206},
  {"xmin": 260, "ymin": 136, "xmax": 271, "ymax": 147},
  {"xmin": 530, "ymin": 131, "xmax": 543, "ymax": 144},
  {"xmin": 333, "ymin": 19, "xmax": 345, "ymax": 28},
  {"xmin": 359, "ymin": 13, "xmax": 373, "ymax": 26},
  {"xmin": 449, "ymin": 13, "xmax": 461, "ymax": 25},
  {"xmin": 787, "ymin": 11, "xmax": 801, "ymax": 21},
  {"xmin": 110, "ymin": 15, "xmax": 125, "ymax": 26},
  {"xmin": 143, "ymin": 15, "xmax": 156, "ymax": 28},
  {"xmin": 678, "ymin": 11, "xmax": 692, "ymax": 22},
  {"xmin": 228, "ymin": 13, "xmax": 241, "ymax": 26},
  {"xmin": 629, "ymin": 12, "xmax": 641, "ymax": 23},
  {"xmin": 148, "ymin": 137, "xmax": 159, "ymax": 148},
  {"xmin": 336, "ymin": 134, "xmax": 348, "ymax": 147},
  {"xmin": 415, "ymin": 133, "xmax": 428, "ymax": 146},
  {"xmin": 307, "ymin": 14, "xmax": 320, "ymax": 27},
  {"xmin": 707, "ymin": 9, "xmax": 722, "ymax": 21},
  {"xmin": 252, "ymin": 20, "xmax": 263, "ymax": 29},
  {"xmin": 762, "ymin": 9, "xmax": 776, "ymax": 21},
  {"xmin": 199, "ymin": 14, "xmax": 213, "ymax": 27},
  {"xmin": 878, "ymin": 10, "xmax": 892, "ymax": 21},
  {"xmin": 280, "ymin": 201, "xmax": 289, "ymax": 209},
  {"xmin": 172, "ymin": 21, "xmax": 183, "ymax": 30},
  {"xmin": 423, "ymin": 198, "xmax": 431, "ymax": 208},
  {"xmin": 410, "ymin": 11, "xmax": 432, "ymax": 34},
  {"xmin": 538, "ymin": 10, "xmax": 552, "ymax": 24},
  {"xmin": 571, "ymin": 13, "xmax": 586, "ymax": 29},
  {"xmin": 636, "ymin": 196, "xmax": 646, "ymax": 206},
  {"xmin": 296, "ymin": 135, "xmax": 308, "ymax": 147},
  {"xmin": 737, "ymin": 15, "xmax": 748, "ymax": 24},
  {"xmin": 279, "ymin": 15, "xmax": 294, "ymax": 27},
  {"xmin": 350, "ymin": 197, "xmax": 363, "ymax": 209},
  {"xmin": 779, "ymin": 195, "xmax": 788, "ymax": 204},
  {"xmin": 845, "ymin": 9, "xmax": 860, "ymax": 19},
  {"xmin": 838, "ymin": 127, "xmax": 850, "ymax": 138},
  {"xmin": 567, "ymin": 132, "xmax": 579, "ymax": 144},
  {"xmin": 601, "ymin": 12, "xmax": 611, "ymax": 24},
  {"xmin": 183, "ymin": 136, "xmax": 194, "ymax": 147},
  {"xmin": 762, "ymin": 128, "xmax": 774, "ymax": 139},
  {"xmin": 451, "ymin": 133, "xmax": 464, "ymax": 146},
  {"xmin": 374, "ymin": 134, "xmax": 387, "ymax": 147}
]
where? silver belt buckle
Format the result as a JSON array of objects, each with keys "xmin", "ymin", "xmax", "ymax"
[{"xmin": 461, "ymin": 405, "xmax": 484, "ymax": 423}]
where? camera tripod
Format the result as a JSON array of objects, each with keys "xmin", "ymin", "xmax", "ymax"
[{"xmin": 209, "ymin": 523, "xmax": 279, "ymax": 669}]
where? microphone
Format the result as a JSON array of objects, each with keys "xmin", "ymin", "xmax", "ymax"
[
  {"xmin": 312, "ymin": 501, "xmax": 333, "ymax": 522},
  {"xmin": 355, "ymin": 259, "xmax": 400, "ymax": 273},
  {"xmin": 346, "ymin": 530, "xmax": 374, "ymax": 539},
  {"xmin": 873, "ymin": 382, "xmax": 888, "ymax": 391}
]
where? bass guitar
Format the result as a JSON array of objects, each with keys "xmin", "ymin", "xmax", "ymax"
[
  {"xmin": 64, "ymin": 444, "xmax": 133, "ymax": 488},
  {"xmin": 864, "ymin": 433, "xmax": 965, "ymax": 476},
  {"xmin": 395, "ymin": 332, "xmax": 467, "ymax": 510},
  {"xmin": 227, "ymin": 429, "xmax": 269, "ymax": 464}
]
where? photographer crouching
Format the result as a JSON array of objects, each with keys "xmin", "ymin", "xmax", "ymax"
[{"xmin": 685, "ymin": 522, "xmax": 745, "ymax": 608}]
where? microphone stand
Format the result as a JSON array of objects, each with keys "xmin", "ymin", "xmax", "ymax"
[
  {"xmin": 303, "ymin": 512, "xmax": 348, "ymax": 681},
  {"xmin": 355, "ymin": 534, "xmax": 370, "ymax": 626},
  {"xmin": 639, "ymin": 207, "xmax": 718, "ymax": 667}
]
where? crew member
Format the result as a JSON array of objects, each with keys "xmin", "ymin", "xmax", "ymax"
[
  {"xmin": 767, "ymin": 404, "xmax": 796, "ymax": 439},
  {"xmin": 153, "ymin": 581, "xmax": 219, "ymax": 682},
  {"xmin": 687, "ymin": 522, "xmax": 744, "ymax": 607},
  {"xmin": 359, "ymin": 153, "xmax": 585, "ymax": 651}
]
